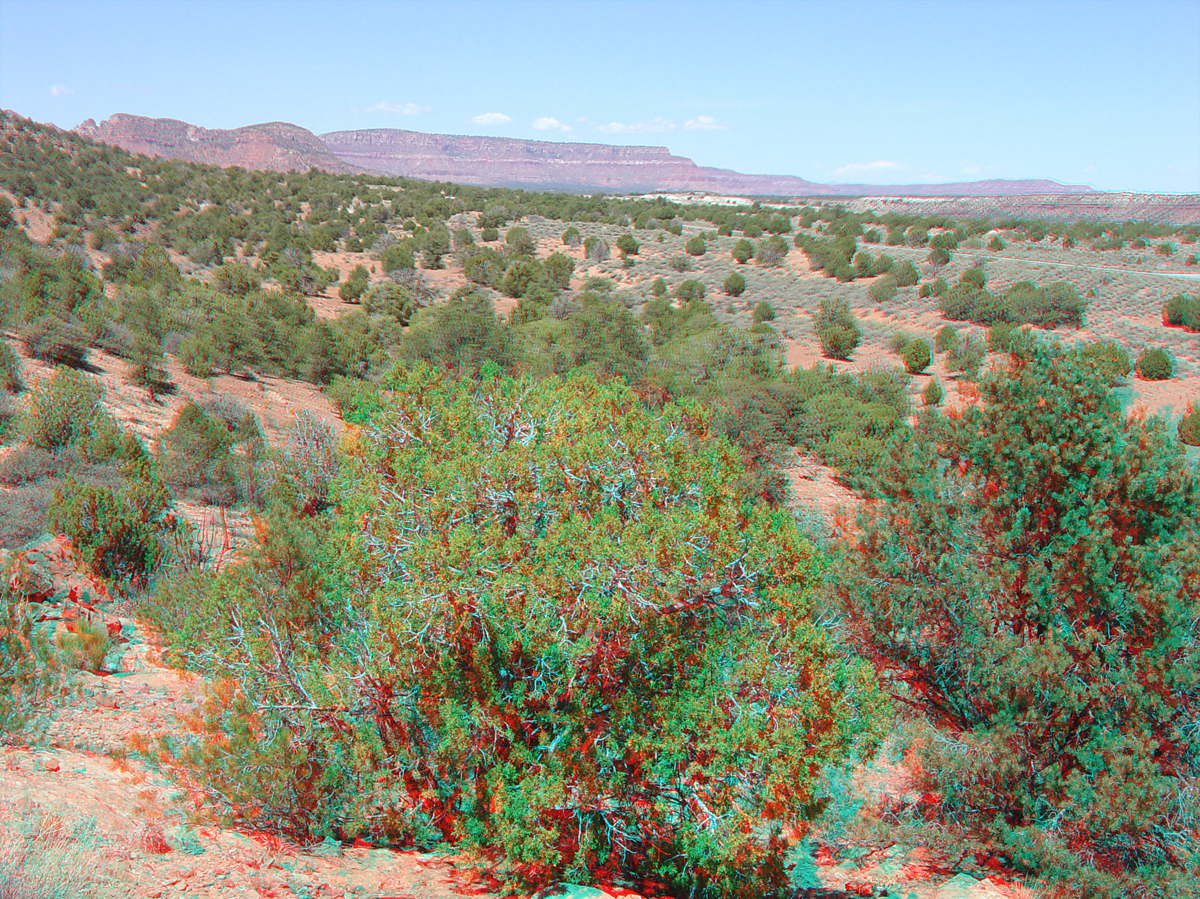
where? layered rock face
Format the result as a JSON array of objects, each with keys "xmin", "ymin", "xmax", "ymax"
[
  {"xmin": 73, "ymin": 113, "xmax": 1103, "ymax": 198},
  {"xmin": 319, "ymin": 128, "xmax": 1094, "ymax": 197},
  {"xmin": 319, "ymin": 127, "xmax": 831, "ymax": 193},
  {"xmin": 75, "ymin": 114, "xmax": 361, "ymax": 174}
]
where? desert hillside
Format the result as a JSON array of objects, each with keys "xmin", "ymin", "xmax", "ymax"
[{"xmin": 2, "ymin": 109, "xmax": 1198, "ymax": 899}]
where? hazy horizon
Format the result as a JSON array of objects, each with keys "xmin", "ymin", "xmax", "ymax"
[{"xmin": 1, "ymin": 0, "xmax": 1197, "ymax": 194}]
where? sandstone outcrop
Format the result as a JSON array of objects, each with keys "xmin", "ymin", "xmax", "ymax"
[
  {"xmin": 75, "ymin": 114, "xmax": 361, "ymax": 174},
  {"xmin": 74, "ymin": 113, "xmax": 1097, "ymax": 198}
]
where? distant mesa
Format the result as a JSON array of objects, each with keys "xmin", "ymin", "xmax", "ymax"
[
  {"xmin": 75, "ymin": 113, "xmax": 361, "ymax": 175},
  {"xmin": 77, "ymin": 112, "xmax": 1099, "ymax": 198}
]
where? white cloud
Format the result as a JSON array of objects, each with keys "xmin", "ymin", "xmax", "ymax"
[
  {"xmin": 960, "ymin": 164, "xmax": 982, "ymax": 175},
  {"xmin": 532, "ymin": 116, "xmax": 571, "ymax": 133},
  {"xmin": 49, "ymin": 84, "xmax": 73, "ymax": 98},
  {"xmin": 832, "ymin": 160, "xmax": 904, "ymax": 179},
  {"xmin": 368, "ymin": 101, "xmax": 427, "ymax": 115},
  {"xmin": 595, "ymin": 117, "xmax": 675, "ymax": 135},
  {"xmin": 471, "ymin": 112, "xmax": 513, "ymax": 126},
  {"xmin": 683, "ymin": 115, "xmax": 728, "ymax": 132}
]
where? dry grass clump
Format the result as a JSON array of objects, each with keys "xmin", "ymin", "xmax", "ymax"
[{"xmin": 0, "ymin": 801, "xmax": 134, "ymax": 899}]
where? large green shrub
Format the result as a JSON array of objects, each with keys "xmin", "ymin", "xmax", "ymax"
[
  {"xmin": 935, "ymin": 325, "xmax": 960, "ymax": 354},
  {"xmin": 723, "ymin": 271, "xmax": 746, "ymax": 297},
  {"xmin": 400, "ymin": 286, "xmax": 513, "ymax": 373},
  {"xmin": 815, "ymin": 297, "xmax": 861, "ymax": 361},
  {"xmin": 731, "ymin": 238, "xmax": 754, "ymax": 264},
  {"xmin": 675, "ymin": 278, "xmax": 706, "ymax": 302},
  {"xmin": 1179, "ymin": 401, "xmax": 1200, "ymax": 446},
  {"xmin": 867, "ymin": 274, "xmax": 898, "ymax": 302},
  {"xmin": 901, "ymin": 338, "xmax": 931, "ymax": 373},
  {"xmin": 156, "ymin": 369, "xmax": 888, "ymax": 894},
  {"xmin": 46, "ymin": 466, "xmax": 171, "ymax": 586},
  {"xmin": 1080, "ymin": 340, "xmax": 1132, "ymax": 384},
  {"xmin": 685, "ymin": 235, "xmax": 706, "ymax": 256},
  {"xmin": 21, "ymin": 315, "xmax": 89, "ymax": 368},
  {"xmin": 922, "ymin": 377, "xmax": 943, "ymax": 406},
  {"xmin": 1136, "ymin": 347, "xmax": 1174, "ymax": 380},
  {"xmin": 1163, "ymin": 293, "xmax": 1200, "ymax": 330},
  {"xmin": 827, "ymin": 344, "xmax": 1200, "ymax": 896},
  {"xmin": 21, "ymin": 367, "xmax": 104, "ymax": 450}
]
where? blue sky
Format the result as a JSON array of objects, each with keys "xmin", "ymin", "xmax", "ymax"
[{"xmin": 1, "ymin": 0, "xmax": 1197, "ymax": 192}]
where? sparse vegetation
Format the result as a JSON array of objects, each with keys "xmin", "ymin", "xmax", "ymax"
[{"xmin": 2, "ymin": 107, "xmax": 1199, "ymax": 899}]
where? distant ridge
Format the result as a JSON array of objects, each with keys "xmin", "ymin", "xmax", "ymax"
[
  {"xmin": 74, "ymin": 113, "xmax": 1095, "ymax": 198},
  {"xmin": 319, "ymin": 127, "xmax": 1093, "ymax": 197},
  {"xmin": 844, "ymin": 192, "xmax": 1200, "ymax": 225},
  {"xmin": 75, "ymin": 114, "xmax": 361, "ymax": 175}
]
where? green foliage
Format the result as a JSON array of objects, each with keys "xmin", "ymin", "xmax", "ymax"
[
  {"xmin": 901, "ymin": 338, "xmax": 931, "ymax": 373},
  {"xmin": 667, "ymin": 254, "xmax": 692, "ymax": 272},
  {"xmin": 775, "ymin": 365, "xmax": 910, "ymax": 493},
  {"xmin": 462, "ymin": 246, "xmax": 507, "ymax": 287},
  {"xmin": 0, "ymin": 580, "xmax": 63, "ymax": 739},
  {"xmin": 1080, "ymin": 340, "xmax": 1132, "ymax": 384},
  {"xmin": 685, "ymin": 235, "xmax": 706, "ymax": 256},
  {"xmin": 0, "ymin": 340, "xmax": 21, "ymax": 392},
  {"xmin": 1179, "ymin": 401, "xmax": 1200, "ymax": 446},
  {"xmin": 506, "ymin": 226, "xmax": 536, "ymax": 257},
  {"xmin": 755, "ymin": 235, "xmax": 789, "ymax": 268},
  {"xmin": 543, "ymin": 252, "xmax": 575, "ymax": 290},
  {"xmin": 381, "ymin": 242, "xmax": 416, "ymax": 273},
  {"xmin": 1163, "ymin": 293, "xmax": 1200, "ymax": 330},
  {"xmin": 158, "ymin": 402, "xmax": 265, "ymax": 506},
  {"xmin": 731, "ymin": 238, "xmax": 753, "ymax": 264},
  {"xmin": 723, "ymin": 271, "xmax": 746, "ymax": 297},
  {"xmin": 987, "ymin": 321, "xmax": 1017, "ymax": 351},
  {"xmin": 126, "ymin": 330, "xmax": 172, "ymax": 397},
  {"xmin": 47, "ymin": 467, "xmax": 170, "ymax": 586},
  {"xmin": 21, "ymin": 367, "xmax": 104, "ymax": 449},
  {"xmin": 922, "ymin": 377, "xmax": 943, "ymax": 406},
  {"xmin": 616, "ymin": 233, "xmax": 640, "ymax": 256},
  {"xmin": 935, "ymin": 325, "xmax": 960, "ymax": 353},
  {"xmin": 946, "ymin": 331, "xmax": 986, "ymax": 378},
  {"xmin": 942, "ymin": 272, "xmax": 1085, "ymax": 329},
  {"xmin": 893, "ymin": 260, "xmax": 919, "ymax": 287},
  {"xmin": 561, "ymin": 226, "xmax": 581, "ymax": 247},
  {"xmin": 481, "ymin": 226, "xmax": 500, "ymax": 243},
  {"xmin": 674, "ymin": 279, "xmax": 706, "ymax": 302},
  {"xmin": 158, "ymin": 369, "xmax": 888, "ymax": 894},
  {"xmin": 867, "ymin": 274, "xmax": 898, "ymax": 303},
  {"xmin": 401, "ymin": 286, "xmax": 513, "ymax": 374},
  {"xmin": 563, "ymin": 295, "xmax": 649, "ymax": 381},
  {"xmin": 212, "ymin": 262, "xmax": 261, "ymax": 298},
  {"xmin": 815, "ymin": 298, "xmax": 860, "ymax": 361},
  {"xmin": 753, "ymin": 301, "xmax": 775, "ymax": 323},
  {"xmin": 1136, "ymin": 347, "xmax": 1174, "ymax": 380},
  {"xmin": 421, "ymin": 227, "xmax": 451, "ymax": 269},
  {"xmin": 22, "ymin": 315, "xmax": 88, "ymax": 368},
  {"xmin": 827, "ymin": 344, "xmax": 1200, "ymax": 896},
  {"xmin": 338, "ymin": 265, "xmax": 369, "ymax": 303}
]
